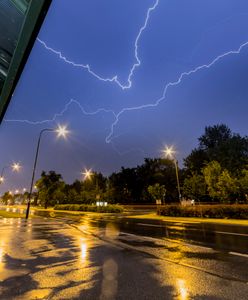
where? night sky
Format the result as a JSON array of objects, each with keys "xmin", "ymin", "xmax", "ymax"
[{"xmin": 1, "ymin": 0, "xmax": 248, "ymax": 192}]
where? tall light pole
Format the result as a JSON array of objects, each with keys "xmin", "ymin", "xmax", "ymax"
[
  {"xmin": 163, "ymin": 146, "xmax": 182, "ymax": 203},
  {"xmin": 0, "ymin": 162, "xmax": 21, "ymax": 184},
  {"xmin": 25, "ymin": 125, "xmax": 69, "ymax": 219}
]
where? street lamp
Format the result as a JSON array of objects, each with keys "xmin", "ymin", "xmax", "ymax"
[
  {"xmin": 163, "ymin": 146, "xmax": 182, "ymax": 202},
  {"xmin": 82, "ymin": 168, "xmax": 93, "ymax": 180},
  {"xmin": 0, "ymin": 162, "xmax": 22, "ymax": 184},
  {"xmin": 25, "ymin": 125, "xmax": 69, "ymax": 219}
]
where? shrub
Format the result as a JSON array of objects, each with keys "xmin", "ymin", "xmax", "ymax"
[
  {"xmin": 54, "ymin": 204, "xmax": 124, "ymax": 213},
  {"xmin": 157, "ymin": 204, "xmax": 248, "ymax": 219}
]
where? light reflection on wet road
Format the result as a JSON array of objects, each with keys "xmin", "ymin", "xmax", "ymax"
[{"xmin": 0, "ymin": 215, "xmax": 247, "ymax": 299}]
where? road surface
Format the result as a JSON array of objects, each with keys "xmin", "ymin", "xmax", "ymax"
[{"xmin": 0, "ymin": 214, "xmax": 248, "ymax": 299}]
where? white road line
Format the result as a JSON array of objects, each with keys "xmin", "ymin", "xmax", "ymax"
[
  {"xmin": 215, "ymin": 231, "xmax": 248, "ymax": 237},
  {"xmin": 229, "ymin": 252, "xmax": 248, "ymax": 258}
]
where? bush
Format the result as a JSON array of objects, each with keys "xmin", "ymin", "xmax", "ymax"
[
  {"xmin": 54, "ymin": 204, "xmax": 124, "ymax": 213},
  {"xmin": 157, "ymin": 204, "xmax": 248, "ymax": 219}
]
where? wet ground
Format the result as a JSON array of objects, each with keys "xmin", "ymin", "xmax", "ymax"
[{"xmin": 0, "ymin": 213, "xmax": 248, "ymax": 299}]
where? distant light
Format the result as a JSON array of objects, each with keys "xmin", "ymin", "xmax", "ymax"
[
  {"xmin": 163, "ymin": 146, "xmax": 176, "ymax": 159},
  {"xmin": 55, "ymin": 125, "xmax": 69, "ymax": 138},
  {"xmin": 23, "ymin": 188, "xmax": 26, "ymax": 192},
  {"xmin": 82, "ymin": 168, "xmax": 92, "ymax": 180},
  {"xmin": 0, "ymin": 176, "xmax": 4, "ymax": 183},
  {"xmin": 15, "ymin": 189, "xmax": 19, "ymax": 194},
  {"xmin": 12, "ymin": 162, "xmax": 21, "ymax": 172},
  {"xmin": 96, "ymin": 201, "xmax": 107, "ymax": 207}
]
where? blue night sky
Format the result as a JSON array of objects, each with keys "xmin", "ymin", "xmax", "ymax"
[{"xmin": 1, "ymin": 0, "xmax": 248, "ymax": 192}]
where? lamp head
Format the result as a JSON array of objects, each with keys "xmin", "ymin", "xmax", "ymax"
[
  {"xmin": 55, "ymin": 125, "xmax": 69, "ymax": 138},
  {"xmin": 82, "ymin": 168, "xmax": 92, "ymax": 180},
  {"xmin": 12, "ymin": 162, "xmax": 21, "ymax": 172},
  {"xmin": 163, "ymin": 146, "xmax": 176, "ymax": 159}
]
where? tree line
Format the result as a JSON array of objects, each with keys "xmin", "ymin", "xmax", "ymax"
[{"xmin": 2, "ymin": 124, "xmax": 248, "ymax": 206}]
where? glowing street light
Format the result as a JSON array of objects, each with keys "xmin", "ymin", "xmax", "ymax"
[
  {"xmin": 163, "ymin": 146, "xmax": 182, "ymax": 202},
  {"xmin": 82, "ymin": 168, "xmax": 92, "ymax": 180},
  {"xmin": 55, "ymin": 125, "xmax": 69, "ymax": 138},
  {"xmin": 0, "ymin": 162, "xmax": 22, "ymax": 185},
  {"xmin": 12, "ymin": 162, "xmax": 21, "ymax": 172},
  {"xmin": 25, "ymin": 125, "xmax": 69, "ymax": 219}
]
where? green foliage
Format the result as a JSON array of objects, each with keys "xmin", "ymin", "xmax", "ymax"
[
  {"xmin": 158, "ymin": 205, "xmax": 248, "ymax": 219},
  {"xmin": 36, "ymin": 171, "xmax": 65, "ymax": 208},
  {"xmin": 201, "ymin": 161, "xmax": 238, "ymax": 203},
  {"xmin": 202, "ymin": 161, "xmax": 222, "ymax": 199},
  {"xmin": 183, "ymin": 174, "xmax": 207, "ymax": 200},
  {"xmin": 54, "ymin": 204, "xmax": 124, "ymax": 213},
  {"xmin": 184, "ymin": 124, "xmax": 248, "ymax": 176},
  {"xmin": 1, "ymin": 191, "xmax": 13, "ymax": 205},
  {"xmin": 147, "ymin": 183, "xmax": 166, "ymax": 203},
  {"xmin": 217, "ymin": 170, "xmax": 238, "ymax": 203}
]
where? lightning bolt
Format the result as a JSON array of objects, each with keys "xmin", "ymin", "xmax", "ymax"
[
  {"xmin": 105, "ymin": 40, "xmax": 248, "ymax": 143},
  {"xmin": 5, "ymin": 0, "xmax": 248, "ymax": 150},
  {"xmin": 37, "ymin": 0, "xmax": 160, "ymax": 90},
  {"xmin": 5, "ymin": 41, "xmax": 248, "ymax": 144},
  {"xmin": 4, "ymin": 99, "xmax": 116, "ymax": 124}
]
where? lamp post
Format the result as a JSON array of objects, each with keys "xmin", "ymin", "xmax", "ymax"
[
  {"xmin": 0, "ymin": 162, "xmax": 21, "ymax": 184},
  {"xmin": 163, "ymin": 146, "xmax": 182, "ymax": 202},
  {"xmin": 25, "ymin": 125, "xmax": 69, "ymax": 219}
]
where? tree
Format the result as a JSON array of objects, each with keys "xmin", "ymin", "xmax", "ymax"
[
  {"xmin": 35, "ymin": 171, "xmax": 65, "ymax": 208},
  {"xmin": 147, "ymin": 183, "xmax": 166, "ymax": 204},
  {"xmin": 237, "ymin": 170, "xmax": 248, "ymax": 202},
  {"xmin": 183, "ymin": 174, "xmax": 207, "ymax": 201},
  {"xmin": 199, "ymin": 124, "xmax": 232, "ymax": 149},
  {"xmin": 202, "ymin": 161, "xmax": 222, "ymax": 200},
  {"xmin": 1, "ymin": 191, "xmax": 13, "ymax": 205},
  {"xmin": 184, "ymin": 124, "xmax": 248, "ymax": 175},
  {"xmin": 217, "ymin": 170, "xmax": 238, "ymax": 203},
  {"xmin": 202, "ymin": 161, "xmax": 238, "ymax": 202},
  {"xmin": 137, "ymin": 158, "xmax": 179, "ymax": 202}
]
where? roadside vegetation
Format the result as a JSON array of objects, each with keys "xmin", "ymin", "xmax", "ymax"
[
  {"xmin": 2, "ymin": 124, "xmax": 248, "ymax": 215},
  {"xmin": 54, "ymin": 204, "xmax": 123, "ymax": 213},
  {"xmin": 157, "ymin": 204, "xmax": 248, "ymax": 219},
  {"xmin": 0, "ymin": 211, "xmax": 25, "ymax": 218}
]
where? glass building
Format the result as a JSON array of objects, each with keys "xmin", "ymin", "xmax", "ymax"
[{"xmin": 0, "ymin": 0, "xmax": 51, "ymax": 122}]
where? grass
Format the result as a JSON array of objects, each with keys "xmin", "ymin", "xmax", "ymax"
[{"xmin": 0, "ymin": 211, "xmax": 25, "ymax": 218}]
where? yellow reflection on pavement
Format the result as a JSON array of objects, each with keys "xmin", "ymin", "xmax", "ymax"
[
  {"xmin": 177, "ymin": 279, "xmax": 188, "ymax": 300},
  {"xmin": 80, "ymin": 239, "xmax": 87, "ymax": 261}
]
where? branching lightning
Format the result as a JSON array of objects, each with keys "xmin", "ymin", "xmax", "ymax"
[
  {"xmin": 37, "ymin": 0, "xmax": 159, "ymax": 90},
  {"xmin": 4, "ymin": 0, "xmax": 248, "ymax": 150},
  {"xmin": 105, "ymin": 40, "xmax": 248, "ymax": 143},
  {"xmin": 4, "ymin": 99, "xmax": 116, "ymax": 124}
]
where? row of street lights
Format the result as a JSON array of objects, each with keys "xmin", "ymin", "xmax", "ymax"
[
  {"xmin": 81, "ymin": 147, "xmax": 182, "ymax": 202},
  {"xmin": 0, "ymin": 162, "xmax": 22, "ymax": 184},
  {"xmin": 2, "ymin": 123, "xmax": 181, "ymax": 218}
]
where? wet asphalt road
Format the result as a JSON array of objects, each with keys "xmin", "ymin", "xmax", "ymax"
[{"xmin": 0, "ymin": 213, "xmax": 248, "ymax": 299}]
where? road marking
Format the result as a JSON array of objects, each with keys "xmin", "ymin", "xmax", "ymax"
[
  {"xmin": 136, "ymin": 222, "xmax": 164, "ymax": 227},
  {"xmin": 215, "ymin": 231, "xmax": 248, "ymax": 237},
  {"xmin": 162, "ymin": 219, "xmax": 200, "ymax": 224},
  {"xmin": 229, "ymin": 252, "xmax": 248, "ymax": 258}
]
